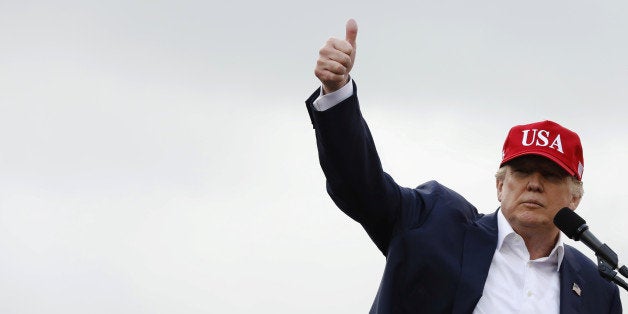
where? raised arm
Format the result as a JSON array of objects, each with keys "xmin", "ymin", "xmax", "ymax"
[{"xmin": 306, "ymin": 20, "xmax": 415, "ymax": 254}]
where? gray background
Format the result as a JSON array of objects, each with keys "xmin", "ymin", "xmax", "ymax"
[{"xmin": 1, "ymin": 0, "xmax": 627, "ymax": 312}]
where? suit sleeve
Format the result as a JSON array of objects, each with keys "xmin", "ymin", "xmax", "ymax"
[{"xmin": 305, "ymin": 81, "xmax": 423, "ymax": 254}]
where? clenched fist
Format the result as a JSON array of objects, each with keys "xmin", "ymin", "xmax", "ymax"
[{"xmin": 314, "ymin": 19, "xmax": 358, "ymax": 94}]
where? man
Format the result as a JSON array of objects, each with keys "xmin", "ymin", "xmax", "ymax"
[{"xmin": 305, "ymin": 19, "xmax": 621, "ymax": 313}]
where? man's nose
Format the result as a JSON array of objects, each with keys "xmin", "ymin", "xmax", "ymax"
[{"xmin": 526, "ymin": 172, "xmax": 544, "ymax": 192}]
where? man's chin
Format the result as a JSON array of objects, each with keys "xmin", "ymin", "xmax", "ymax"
[{"xmin": 514, "ymin": 212, "xmax": 549, "ymax": 228}]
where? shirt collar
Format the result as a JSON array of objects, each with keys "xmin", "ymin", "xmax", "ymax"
[{"xmin": 496, "ymin": 208, "xmax": 565, "ymax": 271}]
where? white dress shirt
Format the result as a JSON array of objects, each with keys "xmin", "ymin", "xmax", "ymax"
[{"xmin": 473, "ymin": 209, "xmax": 563, "ymax": 314}]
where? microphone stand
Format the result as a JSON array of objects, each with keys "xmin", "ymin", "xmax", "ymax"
[
  {"xmin": 598, "ymin": 257, "xmax": 628, "ymax": 291},
  {"xmin": 586, "ymin": 240, "xmax": 628, "ymax": 290}
]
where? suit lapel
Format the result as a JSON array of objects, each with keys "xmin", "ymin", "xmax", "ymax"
[
  {"xmin": 452, "ymin": 210, "xmax": 499, "ymax": 314},
  {"xmin": 559, "ymin": 248, "xmax": 584, "ymax": 314}
]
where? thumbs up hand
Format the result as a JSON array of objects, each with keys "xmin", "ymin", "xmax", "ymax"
[{"xmin": 315, "ymin": 19, "xmax": 358, "ymax": 94}]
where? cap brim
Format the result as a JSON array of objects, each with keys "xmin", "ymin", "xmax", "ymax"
[{"xmin": 500, "ymin": 151, "xmax": 578, "ymax": 179}]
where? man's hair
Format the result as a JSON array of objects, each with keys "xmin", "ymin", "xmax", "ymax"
[{"xmin": 494, "ymin": 166, "xmax": 584, "ymax": 199}]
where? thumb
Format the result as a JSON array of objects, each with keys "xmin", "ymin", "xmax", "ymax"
[{"xmin": 345, "ymin": 18, "xmax": 358, "ymax": 48}]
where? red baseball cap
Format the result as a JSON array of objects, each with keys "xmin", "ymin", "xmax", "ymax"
[{"xmin": 500, "ymin": 120, "xmax": 584, "ymax": 180}]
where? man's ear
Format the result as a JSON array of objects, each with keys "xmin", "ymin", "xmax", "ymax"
[
  {"xmin": 569, "ymin": 194, "xmax": 582, "ymax": 210},
  {"xmin": 496, "ymin": 179, "xmax": 503, "ymax": 202}
]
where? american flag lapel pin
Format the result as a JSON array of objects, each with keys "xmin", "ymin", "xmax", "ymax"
[{"xmin": 572, "ymin": 283, "xmax": 582, "ymax": 296}]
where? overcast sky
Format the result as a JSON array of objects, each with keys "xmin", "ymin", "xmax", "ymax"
[{"xmin": 1, "ymin": 0, "xmax": 628, "ymax": 313}]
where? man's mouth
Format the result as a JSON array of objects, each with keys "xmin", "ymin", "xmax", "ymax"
[{"xmin": 521, "ymin": 200, "xmax": 543, "ymax": 208}]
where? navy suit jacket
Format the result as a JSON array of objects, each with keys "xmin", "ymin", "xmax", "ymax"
[{"xmin": 305, "ymin": 82, "xmax": 621, "ymax": 313}]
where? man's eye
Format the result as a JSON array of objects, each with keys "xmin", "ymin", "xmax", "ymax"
[{"xmin": 543, "ymin": 172, "xmax": 563, "ymax": 180}]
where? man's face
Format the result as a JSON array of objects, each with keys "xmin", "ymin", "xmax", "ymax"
[{"xmin": 497, "ymin": 155, "xmax": 581, "ymax": 235}]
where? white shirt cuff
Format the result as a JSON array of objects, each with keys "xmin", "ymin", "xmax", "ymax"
[{"xmin": 312, "ymin": 79, "xmax": 354, "ymax": 111}]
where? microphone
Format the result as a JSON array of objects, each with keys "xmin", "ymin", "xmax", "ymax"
[{"xmin": 553, "ymin": 207, "xmax": 628, "ymax": 278}]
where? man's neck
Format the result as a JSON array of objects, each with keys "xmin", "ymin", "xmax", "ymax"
[{"xmin": 517, "ymin": 228, "xmax": 560, "ymax": 259}]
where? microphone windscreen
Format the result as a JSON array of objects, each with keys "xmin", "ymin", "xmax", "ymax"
[{"xmin": 553, "ymin": 207, "xmax": 586, "ymax": 239}]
